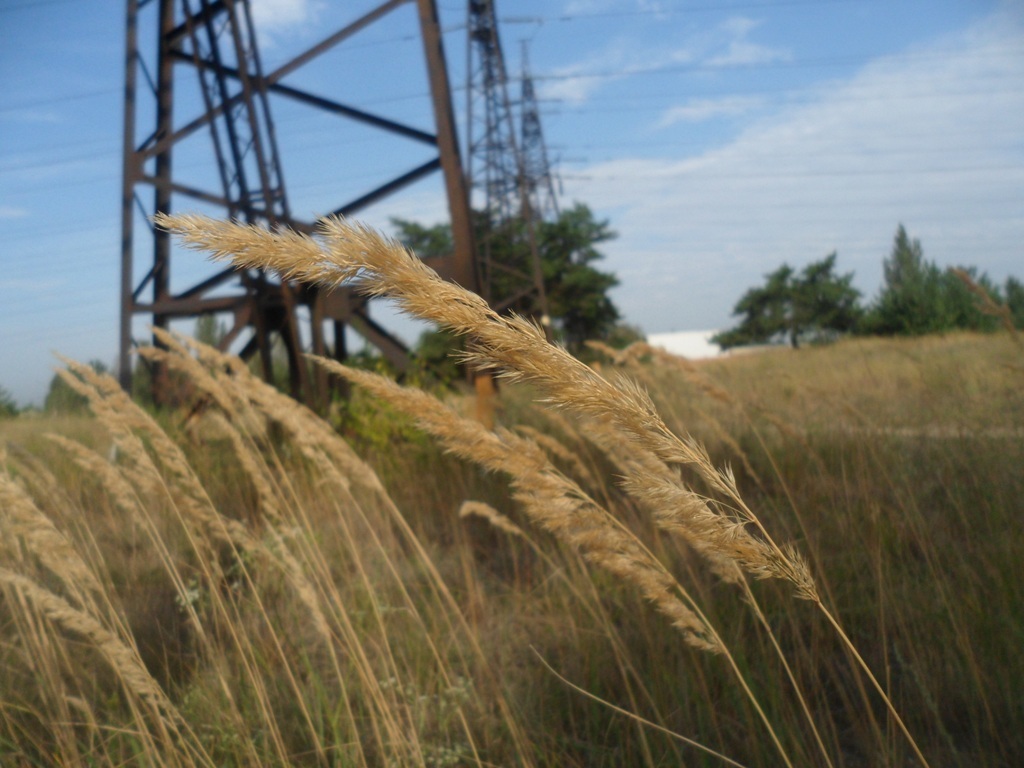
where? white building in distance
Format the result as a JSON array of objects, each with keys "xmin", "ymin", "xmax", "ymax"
[{"xmin": 646, "ymin": 330, "xmax": 723, "ymax": 360}]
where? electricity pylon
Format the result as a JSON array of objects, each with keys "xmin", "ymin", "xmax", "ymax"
[
  {"xmin": 120, "ymin": 0, "xmax": 476, "ymax": 405},
  {"xmin": 465, "ymin": 0, "xmax": 550, "ymax": 329},
  {"xmin": 519, "ymin": 41, "xmax": 560, "ymax": 223}
]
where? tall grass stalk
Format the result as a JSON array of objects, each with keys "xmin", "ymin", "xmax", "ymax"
[{"xmin": 156, "ymin": 212, "xmax": 941, "ymax": 766}]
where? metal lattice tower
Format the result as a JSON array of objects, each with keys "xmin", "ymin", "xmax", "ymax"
[
  {"xmin": 466, "ymin": 0, "xmax": 519, "ymax": 229},
  {"xmin": 519, "ymin": 41, "xmax": 560, "ymax": 223},
  {"xmin": 120, "ymin": 0, "xmax": 476, "ymax": 405},
  {"xmin": 465, "ymin": 0, "xmax": 549, "ymax": 325}
]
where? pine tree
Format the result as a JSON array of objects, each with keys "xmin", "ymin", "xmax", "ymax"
[
  {"xmin": 713, "ymin": 254, "xmax": 861, "ymax": 349},
  {"xmin": 865, "ymin": 225, "xmax": 1004, "ymax": 334},
  {"xmin": 0, "ymin": 385, "xmax": 18, "ymax": 419}
]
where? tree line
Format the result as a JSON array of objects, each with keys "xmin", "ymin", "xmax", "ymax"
[
  {"xmin": 713, "ymin": 224, "xmax": 1024, "ymax": 350},
  {"xmin": 3, "ymin": 217, "xmax": 1016, "ymax": 419},
  {"xmin": 390, "ymin": 204, "xmax": 640, "ymax": 384}
]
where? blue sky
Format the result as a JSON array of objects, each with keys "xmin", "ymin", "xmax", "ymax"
[{"xmin": 1, "ymin": 0, "xmax": 1022, "ymax": 406}]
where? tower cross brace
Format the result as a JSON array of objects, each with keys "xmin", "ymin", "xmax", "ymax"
[{"xmin": 120, "ymin": 0, "xmax": 477, "ymax": 405}]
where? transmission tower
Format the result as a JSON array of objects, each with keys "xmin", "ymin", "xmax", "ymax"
[
  {"xmin": 465, "ymin": 0, "xmax": 549, "ymax": 326},
  {"xmin": 120, "ymin": 0, "xmax": 476, "ymax": 405},
  {"xmin": 519, "ymin": 41, "xmax": 560, "ymax": 223}
]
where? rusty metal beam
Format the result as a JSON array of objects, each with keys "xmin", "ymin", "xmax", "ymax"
[
  {"xmin": 121, "ymin": 0, "xmax": 476, "ymax": 405},
  {"xmin": 348, "ymin": 310, "xmax": 411, "ymax": 372},
  {"xmin": 137, "ymin": 295, "xmax": 249, "ymax": 316},
  {"xmin": 331, "ymin": 158, "xmax": 441, "ymax": 218},
  {"xmin": 266, "ymin": 0, "xmax": 409, "ymax": 84},
  {"xmin": 119, "ymin": 0, "xmax": 140, "ymax": 390},
  {"xmin": 174, "ymin": 265, "xmax": 238, "ymax": 300},
  {"xmin": 166, "ymin": 51, "xmax": 441, "ymax": 147},
  {"xmin": 141, "ymin": 176, "xmax": 231, "ymax": 208},
  {"xmin": 167, "ymin": 0, "xmax": 224, "ymax": 43},
  {"xmin": 269, "ymin": 83, "xmax": 437, "ymax": 146},
  {"xmin": 416, "ymin": 0, "xmax": 478, "ymax": 292},
  {"xmin": 141, "ymin": 95, "xmax": 234, "ymax": 160}
]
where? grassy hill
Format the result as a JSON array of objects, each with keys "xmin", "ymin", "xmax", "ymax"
[{"xmin": 1, "ymin": 330, "xmax": 1020, "ymax": 767}]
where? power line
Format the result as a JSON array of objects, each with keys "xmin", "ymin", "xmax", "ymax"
[
  {"xmin": 386, "ymin": 46, "xmax": 1021, "ymax": 102},
  {"xmin": 551, "ymin": 79, "xmax": 1024, "ymax": 107},
  {"xmin": 500, "ymin": 0, "xmax": 869, "ymax": 25},
  {"xmin": 5, "ymin": 71, "xmax": 1018, "ymax": 174},
  {"xmin": 0, "ymin": 148, "xmax": 120, "ymax": 173},
  {"xmin": 554, "ymin": 92, "xmax": 1024, "ymax": 120},
  {"xmin": 0, "ymin": 87, "xmax": 120, "ymax": 112},
  {"xmin": 530, "ymin": 46, "xmax": 1024, "ymax": 85},
  {"xmin": 5, "ymin": 135, "xmax": 112, "ymax": 156},
  {"xmin": 3, "ymin": 146, "xmax": 1020, "ymax": 242},
  {"xmin": 2, "ymin": 44, "xmax": 1014, "ymax": 122},
  {"xmin": 559, "ymin": 144, "xmax": 1024, "ymax": 163},
  {"xmin": 4, "ymin": 126, "xmax": 1020, "ymax": 197},
  {"xmin": 561, "ymin": 163, "xmax": 1024, "ymax": 182},
  {"xmin": 0, "ymin": 0, "xmax": 78, "ymax": 12},
  {"xmin": 4, "ymin": 75, "xmax": 1018, "ymax": 175}
]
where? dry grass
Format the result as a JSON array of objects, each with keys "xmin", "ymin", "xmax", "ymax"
[
  {"xmin": 2, "ymin": 335, "xmax": 533, "ymax": 766},
  {"xmin": 0, "ymin": 213, "xmax": 1018, "ymax": 766}
]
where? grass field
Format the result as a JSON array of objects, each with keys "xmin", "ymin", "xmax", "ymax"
[{"xmin": 1, "ymin": 216, "xmax": 1020, "ymax": 767}]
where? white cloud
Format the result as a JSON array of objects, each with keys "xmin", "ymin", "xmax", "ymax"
[
  {"xmin": 250, "ymin": 0, "xmax": 318, "ymax": 28},
  {"xmin": 541, "ymin": 39, "xmax": 705, "ymax": 104},
  {"xmin": 541, "ymin": 14, "xmax": 788, "ymax": 106},
  {"xmin": 360, "ymin": 188, "xmax": 451, "ymax": 233},
  {"xmin": 540, "ymin": 38, "xmax": 640, "ymax": 104},
  {"xmin": 249, "ymin": 0, "xmax": 324, "ymax": 46},
  {"xmin": 563, "ymin": 0, "xmax": 667, "ymax": 15},
  {"xmin": 541, "ymin": 62, "xmax": 610, "ymax": 105},
  {"xmin": 705, "ymin": 39, "xmax": 789, "ymax": 68},
  {"xmin": 0, "ymin": 206, "xmax": 30, "ymax": 220},
  {"xmin": 655, "ymin": 96, "xmax": 764, "ymax": 128},
  {"xmin": 705, "ymin": 16, "xmax": 791, "ymax": 68},
  {"xmin": 563, "ymin": 0, "xmax": 617, "ymax": 13},
  {"xmin": 721, "ymin": 17, "xmax": 759, "ymax": 37},
  {"xmin": 1, "ymin": 109, "xmax": 61, "ymax": 124},
  {"xmin": 561, "ymin": 12, "xmax": 1024, "ymax": 334}
]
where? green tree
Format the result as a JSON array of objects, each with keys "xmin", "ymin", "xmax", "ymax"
[
  {"xmin": 1005, "ymin": 276, "xmax": 1024, "ymax": 329},
  {"xmin": 411, "ymin": 328, "xmax": 462, "ymax": 386},
  {"xmin": 391, "ymin": 203, "xmax": 623, "ymax": 353},
  {"xmin": 603, "ymin": 322, "xmax": 645, "ymax": 350},
  {"xmin": 940, "ymin": 266, "xmax": 1002, "ymax": 333},
  {"xmin": 538, "ymin": 204, "xmax": 622, "ymax": 350},
  {"xmin": 195, "ymin": 313, "xmax": 228, "ymax": 347},
  {"xmin": 792, "ymin": 254, "xmax": 863, "ymax": 342},
  {"xmin": 863, "ymin": 225, "xmax": 944, "ymax": 335},
  {"xmin": 390, "ymin": 218, "xmax": 454, "ymax": 261},
  {"xmin": 713, "ymin": 253, "xmax": 861, "ymax": 349},
  {"xmin": 864, "ymin": 225, "xmax": 1005, "ymax": 335},
  {"xmin": 0, "ymin": 385, "xmax": 18, "ymax": 419},
  {"xmin": 713, "ymin": 264, "xmax": 795, "ymax": 350},
  {"xmin": 45, "ymin": 359, "xmax": 108, "ymax": 414}
]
